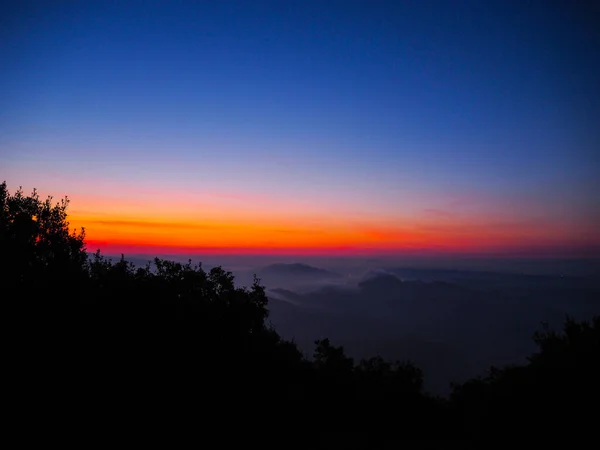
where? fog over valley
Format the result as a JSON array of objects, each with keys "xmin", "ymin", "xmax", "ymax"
[{"xmin": 112, "ymin": 253, "xmax": 600, "ymax": 395}]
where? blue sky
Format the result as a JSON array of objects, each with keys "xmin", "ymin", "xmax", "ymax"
[{"xmin": 1, "ymin": 0, "xmax": 598, "ymax": 255}]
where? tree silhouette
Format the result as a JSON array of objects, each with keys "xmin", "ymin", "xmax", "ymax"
[
  {"xmin": 4, "ymin": 180, "xmax": 598, "ymax": 445},
  {"xmin": 450, "ymin": 314, "xmax": 599, "ymax": 440},
  {"xmin": 314, "ymin": 338, "xmax": 354, "ymax": 373},
  {"xmin": 1, "ymin": 182, "xmax": 86, "ymax": 295}
]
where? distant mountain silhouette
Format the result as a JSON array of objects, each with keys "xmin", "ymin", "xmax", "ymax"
[
  {"xmin": 358, "ymin": 271, "xmax": 405, "ymax": 292},
  {"xmin": 386, "ymin": 267, "xmax": 597, "ymax": 290},
  {"xmin": 265, "ymin": 268, "xmax": 600, "ymax": 395},
  {"xmin": 259, "ymin": 262, "xmax": 342, "ymax": 279},
  {"xmin": 269, "ymin": 287, "xmax": 303, "ymax": 301}
]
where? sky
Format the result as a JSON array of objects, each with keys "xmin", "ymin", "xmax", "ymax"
[{"xmin": 1, "ymin": 0, "xmax": 599, "ymax": 257}]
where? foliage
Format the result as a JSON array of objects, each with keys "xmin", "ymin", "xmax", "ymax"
[
  {"xmin": 450, "ymin": 314, "xmax": 599, "ymax": 440},
  {"xmin": 4, "ymin": 181, "xmax": 598, "ymax": 445},
  {"xmin": 314, "ymin": 338, "xmax": 354, "ymax": 373},
  {"xmin": 1, "ymin": 182, "xmax": 86, "ymax": 290}
]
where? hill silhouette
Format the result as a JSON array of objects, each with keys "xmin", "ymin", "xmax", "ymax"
[
  {"xmin": 261, "ymin": 262, "xmax": 343, "ymax": 278},
  {"xmin": 3, "ymin": 181, "xmax": 598, "ymax": 446}
]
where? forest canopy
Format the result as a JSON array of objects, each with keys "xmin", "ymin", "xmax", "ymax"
[{"xmin": 2, "ymin": 181, "xmax": 598, "ymax": 445}]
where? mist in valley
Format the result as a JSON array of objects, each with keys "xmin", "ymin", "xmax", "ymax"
[{"xmin": 115, "ymin": 253, "xmax": 600, "ymax": 395}]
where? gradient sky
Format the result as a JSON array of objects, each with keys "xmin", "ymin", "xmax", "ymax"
[{"xmin": 2, "ymin": 0, "xmax": 599, "ymax": 256}]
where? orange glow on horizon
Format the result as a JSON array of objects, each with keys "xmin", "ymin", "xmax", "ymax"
[
  {"xmin": 68, "ymin": 208, "xmax": 599, "ymax": 258},
  {"xmin": 0, "ymin": 179, "xmax": 576, "ymax": 259}
]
